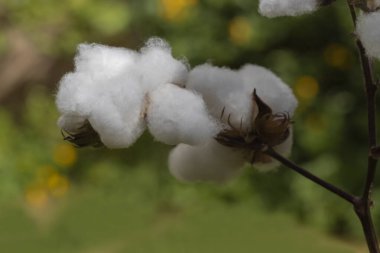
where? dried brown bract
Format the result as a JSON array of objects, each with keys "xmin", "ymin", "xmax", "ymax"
[
  {"xmin": 215, "ymin": 89, "xmax": 292, "ymax": 164},
  {"xmin": 61, "ymin": 121, "xmax": 104, "ymax": 148}
]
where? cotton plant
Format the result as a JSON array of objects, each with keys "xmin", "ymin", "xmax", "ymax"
[
  {"xmin": 56, "ymin": 38, "xmax": 219, "ymax": 150},
  {"xmin": 56, "ymin": 37, "xmax": 298, "ymax": 184},
  {"xmin": 169, "ymin": 64, "xmax": 297, "ymax": 182},
  {"xmin": 56, "ymin": 0, "xmax": 380, "ymax": 250}
]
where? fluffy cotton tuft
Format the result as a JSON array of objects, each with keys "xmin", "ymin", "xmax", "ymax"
[
  {"xmin": 259, "ymin": 0, "xmax": 318, "ymax": 17},
  {"xmin": 74, "ymin": 43, "xmax": 138, "ymax": 79},
  {"xmin": 56, "ymin": 44, "xmax": 146, "ymax": 149},
  {"xmin": 169, "ymin": 140, "xmax": 247, "ymax": 183},
  {"xmin": 186, "ymin": 63, "xmax": 297, "ymax": 173},
  {"xmin": 137, "ymin": 37, "xmax": 189, "ymax": 91},
  {"xmin": 147, "ymin": 83, "xmax": 220, "ymax": 145},
  {"xmin": 239, "ymin": 64, "xmax": 298, "ymax": 115},
  {"xmin": 186, "ymin": 63, "xmax": 297, "ymax": 129},
  {"xmin": 356, "ymin": 12, "xmax": 380, "ymax": 60},
  {"xmin": 186, "ymin": 64, "xmax": 253, "ymax": 129},
  {"xmin": 56, "ymin": 37, "xmax": 192, "ymax": 148}
]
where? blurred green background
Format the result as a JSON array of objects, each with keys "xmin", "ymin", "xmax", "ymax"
[{"xmin": 0, "ymin": 0, "xmax": 378, "ymax": 252}]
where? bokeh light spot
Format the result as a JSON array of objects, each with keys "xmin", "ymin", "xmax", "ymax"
[
  {"xmin": 160, "ymin": 0, "xmax": 198, "ymax": 21},
  {"xmin": 324, "ymin": 44, "xmax": 351, "ymax": 69},
  {"xmin": 53, "ymin": 143, "xmax": 77, "ymax": 167},
  {"xmin": 228, "ymin": 16, "xmax": 252, "ymax": 45},
  {"xmin": 47, "ymin": 173, "xmax": 70, "ymax": 198},
  {"xmin": 294, "ymin": 76, "xmax": 319, "ymax": 101},
  {"xmin": 25, "ymin": 186, "xmax": 49, "ymax": 209}
]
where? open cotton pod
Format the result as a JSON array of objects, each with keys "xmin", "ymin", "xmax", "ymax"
[
  {"xmin": 184, "ymin": 63, "xmax": 297, "ymax": 178},
  {"xmin": 57, "ymin": 72, "xmax": 146, "ymax": 149},
  {"xmin": 56, "ymin": 43, "xmax": 146, "ymax": 148}
]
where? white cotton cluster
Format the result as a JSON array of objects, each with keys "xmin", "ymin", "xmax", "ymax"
[
  {"xmin": 56, "ymin": 38, "xmax": 193, "ymax": 148},
  {"xmin": 356, "ymin": 12, "xmax": 380, "ymax": 60},
  {"xmin": 187, "ymin": 64, "xmax": 297, "ymax": 128},
  {"xmin": 169, "ymin": 139, "xmax": 247, "ymax": 183},
  {"xmin": 56, "ymin": 45, "xmax": 146, "ymax": 148},
  {"xmin": 258, "ymin": 0, "xmax": 318, "ymax": 17},
  {"xmin": 174, "ymin": 63, "xmax": 297, "ymax": 181},
  {"xmin": 56, "ymin": 38, "xmax": 299, "ymax": 183},
  {"xmin": 146, "ymin": 83, "xmax": 220, "ymax": 145}
]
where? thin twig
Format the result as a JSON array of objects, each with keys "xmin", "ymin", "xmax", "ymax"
[
  {"xmin": 264, "ymin": 147, "xmax": 357, "ymax": 204},
  {"xmin": 347, "ymin": 1, "xmax": 379, "ymax": 252}
]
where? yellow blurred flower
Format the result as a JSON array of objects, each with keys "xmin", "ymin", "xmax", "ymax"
[
  {"xmin": 36, "ymin": 165, "xmax": 55, "ymax": 181},
  {"xmin": 160, "ymin": 0, "xmax": 198, "ymax": 21},
  {"xmin": 324, "ymin": 44, "xmax": 351, "ymax": 69},
  {"xmin": 294, "ymin": 76, "xmax": 319, "ymax": 102},
  {"xmin": 53, "ymin": 143, "xmax": 77, "ymax": 167},
  {"xmin": 47, "ymin": 173, "xmax": 70, "ymax": 198},
  {"xmin": 25, "ymin": 185, "xmax": 49, "ymax": 209},
  {"xmin": 228, "ymin": 16, "xmax": 252, "ymax": 45}
]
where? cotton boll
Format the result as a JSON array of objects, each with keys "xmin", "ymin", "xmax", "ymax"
[
  {"xmin": 86, "ymin": 75, "xmax": 146, "ymax": 148},
  {"xmin": 253, "ymin": 128, "xmax": 293, "ymax": 172},
  {"xmin": 259, "ymin": 0, "xmax": 318, "ymax": 17},
  {"xmin": 239, "ymin": 64, "xmax": 298, "ymax": 115},
  {"xmin": 56, "ymin": 70, "xmax": 146, "ymax": 148},
  {"xmin": 169, "ymin": 140, "xmax": 246, "ymax": 183},
  {"xmin": 187, "ymin": 64, "xmax": 253, "ymax": 129},
  {"xmin": 147, "ymin": 83, "xmax": 220, "ymax": 145},
  {"xmin": 356, "ymin": 12, "xmax": 380, "ymax": 60},
  {"xmin": 74, "ymin": 43, "xmax": 138, "ymax": 79},
  {"xmin": 137, "ymin": 37, "xmax": 189, "ymax": 91},
  {"xmin": 57, "ymin": 114, "xmax": 86, "ymax": 133}
]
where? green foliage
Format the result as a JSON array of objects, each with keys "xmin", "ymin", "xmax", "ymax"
[
  {"xmin": 0, "ymin": 0, "xmax": 379, "ymax": 245},
  {"xmin": 0, "ymin": 177, "xmax": 359, "ymax": 253}
]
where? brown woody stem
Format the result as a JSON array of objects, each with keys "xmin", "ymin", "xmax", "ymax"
[
  {"xmin": 264, "ymin": 148, "xmax": 357, "ymax": 204},
  {"xmin": 346, "ymin": 1, "xmax": 379, "ymax": 252}
]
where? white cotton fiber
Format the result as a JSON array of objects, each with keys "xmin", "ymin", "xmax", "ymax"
[
  {"xmin": 85, "ymin": 75, "xmax": 146, "ymax": 148},
  {"xmin": 356, "ymin": 12, "xmax": 380, "ymax": 60},
  {"xmin": 75, "ymin": 43, "xmax": 138, "ymax": 79},
  {"xmin": 137, "ymin": 37, "xmax": 189, "ymax": 91},
  {"xmin": 259, "ymin": 0, "xmax": 318, "ymax": 17},
  {"xmin": 147, "ymin": 83, "xmax": 220, "ymax": 145},
  {"xmin": 56, "ymin": 72, "xmax": 94, "ymax": 116},
  {"xmin": 168, "ymin": 140, "xmax": 247, "ymax": 182},
  {"xmin": 186, "ymin": 64, "xmax": 253, "ymax": 129},
  {"xmin": 238, "ymin": 64, "xmax": 298, "ymax": 116},
  {"xmin": 56, "ymin": 43, "xmax": 147, "ymax": 148}
]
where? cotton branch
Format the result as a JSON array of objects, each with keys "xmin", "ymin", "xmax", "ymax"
[
  {"xmin": 264, "ymin": 147, "xmax": 357, "ymax": 204},
  {"xmin": 346, "ymin": 1, "xmax": 379, "ymax": 252}
]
